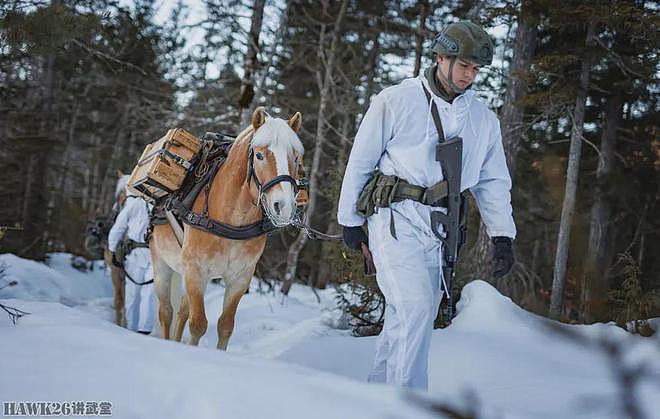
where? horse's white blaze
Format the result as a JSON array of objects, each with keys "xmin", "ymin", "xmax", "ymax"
[
  {"xmin": 252, "ymin": 118, "xmax": 302, "ymax": 224},
  {"xmin": 269, "ymin": 140, "xmax": 295, "ymax": 222}
]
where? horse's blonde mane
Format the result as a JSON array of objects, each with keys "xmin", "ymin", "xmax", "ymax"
[
  {"xmin": 223, "ymin": 125, "xmax": 254, "ymax": 185},
  {"xmin": 252, "ymin": 118, "xmax": 304, "ymax": 154},
  {"xmin": 115, "ymin": 174, "xmax": 130, "ymax": 198},
  {"xmin": 224, "ymin": 117, "xmax": 303, "ymax": 185}
]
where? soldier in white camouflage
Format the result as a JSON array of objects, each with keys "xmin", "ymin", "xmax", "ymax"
[{"xmin": 338, "ymin": 21, "xmax": 516, "ymax": 390}]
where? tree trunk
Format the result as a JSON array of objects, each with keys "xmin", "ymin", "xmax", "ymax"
[
  {"xmin": 97, "ymin": 110, "xmax": 129, "ymax": 213},
  {"xmin": 412, "ymin": 0, "xmax": 429, "ymax": 78},
  {"xmin": 21, "ymin": 155, "xmax": 36, "ymax": 230},
  {"xmin": 58, "ymin": 83, "xmax": 90, "ymax": 197},
  {"xmin": 314, "ymin": 111, "xmax": 353, "ymax": 289},
  {"xmin": 238, "ymin": 0, "xmax": 266, "ymax": 128},
  {"xmin": 469, "ymin": 3, "xmax": 538, "ymax": 281},
  {"xmin": 41, "ymin": 13, "xmax": 58, "ymax": 253},
  {"xmin": 582, "ymin": 92, "xmax": 623, "ymax": 322},
  {"xmin": 281, "ymin": 0, "xmax": 349, "ymax": 295},
  {"xmin": 500, "ymin": 1, "xmax": 538, "ymax": 174},
  {"xmin": 549, "ymin": 21, "xmax": 596, "ymax": 320},
  {"xmin": 312, "ymin": 20, "xmax": 382, "ymax": 289},
  {"xmin": 52, "ymin": 83, "xmax": 89, "ymax": 238},
  {"xmin": 363, "ymin": 30, "xmax": 381, "ymax": 114},
  {"xmin": 251, "ymin": 1, "xmax": 290, "ymax": 108}
]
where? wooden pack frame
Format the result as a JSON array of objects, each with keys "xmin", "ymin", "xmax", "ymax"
[{"xmin": 128, "ymin": 128, "xmax": 202, "ymax": 202}]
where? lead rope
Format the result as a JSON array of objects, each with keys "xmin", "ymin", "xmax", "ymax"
[{"xmin": 292, "ymin": 219, "xmax": 342, "ymax": 241}]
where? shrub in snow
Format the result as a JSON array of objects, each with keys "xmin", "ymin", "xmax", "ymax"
[{"xmin": 609, "ymin": 252, "xmax": 660, "ymax": 337}]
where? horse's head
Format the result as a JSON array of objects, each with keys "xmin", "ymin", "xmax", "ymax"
[
  {"xmin": 115, "ymin": 171, "xmax": 130, "ymax": 208},
  {"xmin": 248, "ymin": 107, "xmax": 304, "ymax": 227}
]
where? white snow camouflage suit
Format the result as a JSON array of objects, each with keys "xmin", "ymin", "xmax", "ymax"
[
  {"xmin": 108, "ymin": 195, "xmax": 157, "ymax": 333},
  {"xmin": 337, "ymin": 74, "xmax": 516, "ymax": 390}
]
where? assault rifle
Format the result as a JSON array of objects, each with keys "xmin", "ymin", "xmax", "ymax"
[{"xmin": 430, "ymin": 138, "xmax": 469, "ymax": 327}]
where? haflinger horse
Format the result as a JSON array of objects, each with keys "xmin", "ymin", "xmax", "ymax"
[{"xmin": 149, "ymin": 108, "xmax": 304, "ymax": 348}]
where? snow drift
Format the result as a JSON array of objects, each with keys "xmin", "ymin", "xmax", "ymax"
[{"xmin": 1, "ymin": 254, "xmax": 659, "ymax": 419}]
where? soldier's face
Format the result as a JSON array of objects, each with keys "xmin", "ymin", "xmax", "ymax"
[{"xmin": 437, "ymin": 55, "xmax": 481, "ymax": 90}]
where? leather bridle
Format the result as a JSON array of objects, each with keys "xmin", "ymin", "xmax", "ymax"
[{"xmin": 246, "ymin": 144, "xmax": 300, "ymax": 207}]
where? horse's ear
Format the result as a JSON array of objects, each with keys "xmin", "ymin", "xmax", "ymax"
[
  {"xmin": 288, "ymin": 112, "xmax": 302, "ymax": 133},
  {"xmin": 117, "ymin": 169, "xmax": 124, "ymax": 177},
  {"xmin": 252, "ymin": 107, "xmax": 266, "ymax": 130}
]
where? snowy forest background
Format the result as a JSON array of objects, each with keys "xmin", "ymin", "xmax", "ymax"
[{"xmin": 0, "ymin": 0, "xmax": 658, "ymax": 329}]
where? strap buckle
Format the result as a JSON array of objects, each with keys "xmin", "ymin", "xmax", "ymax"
[
  {"xmin": 186, "ymin": 212, "xmax": 199, "ymax": 224},
  {"xmin": 420, "ymin": 188, "xmax": 430, "ymax": 205}
]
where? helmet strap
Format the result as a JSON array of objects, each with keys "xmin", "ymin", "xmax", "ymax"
[{"xmin": 437, "ymin": 56, "xmax": 466, "ymax": 95}]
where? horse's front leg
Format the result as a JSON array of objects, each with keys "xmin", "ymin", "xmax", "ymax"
[
  {"xmin": 217, "ymin": 269, "xmax": 253, "ymax": 350},
  {"xmin": 184, "ymin": 263, "xmax": 209, "ymax": 346},
  {"xmin": 105, "ymin": 249, "xmax": 126, "ymax": 327},
  {"xmin": 111, "ymin": 266, "xmax": 126, "ymax": 328},
  {"xmin": 174, "ymin": 293, "xmax": 189, "ymax": 342}
]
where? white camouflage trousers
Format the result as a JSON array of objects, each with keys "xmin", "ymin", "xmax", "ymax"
[
  {"xmin": 124, "ymin": 248, "xmax": 157, "ymax": 333},
  {"xmin": 367, "ymin": 202, "xmax": 445, "ymax": 390}
]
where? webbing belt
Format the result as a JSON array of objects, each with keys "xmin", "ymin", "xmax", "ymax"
[{"xmin": 389, "ymin": 178, "xmax": 449, "ymax": 207}]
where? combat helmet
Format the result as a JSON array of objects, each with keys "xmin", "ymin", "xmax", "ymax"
[{"xmin": 431, "ymin": 20, "xmax": 495, "ymax": 93}]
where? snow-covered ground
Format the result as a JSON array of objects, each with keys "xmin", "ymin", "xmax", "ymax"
[{"xmin": 1, "ymin": 253, "xmax": 659, "ymax": 419}]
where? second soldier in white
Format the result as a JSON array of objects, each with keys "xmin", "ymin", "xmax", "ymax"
[{"xmin": 108, "ymin": 189, "xmax": 157, "ymax": 334}]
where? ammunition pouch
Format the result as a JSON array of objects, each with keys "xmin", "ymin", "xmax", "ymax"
[
  {"xmin": 114, "ymin": 239, "xmax": 148, "ymax": 266},
  {"xmin": 357, "ymin": 170, "xmax": 450, "ymax": 218}
]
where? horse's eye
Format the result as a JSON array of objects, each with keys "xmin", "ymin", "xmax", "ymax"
[{"xmin": 256, "ymin": 152, "xmax": 264, "ymax": 160}]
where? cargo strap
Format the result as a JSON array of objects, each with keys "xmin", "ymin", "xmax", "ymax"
[{"xmin": 139, "ymin": 148, "xmax": 192, "ymax": 170}]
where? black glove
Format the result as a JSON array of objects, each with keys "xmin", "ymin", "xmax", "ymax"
[
  {"xmin": 492, "ymin": 236, "xmax": 514, "ymax": 278},
  {"xmin": 111, "ymin": 252, "xmax": 122, "ymax": 268},
  {"xmin": 343, "ymin": 226, "xmax": 368, "ymax": 251}
]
